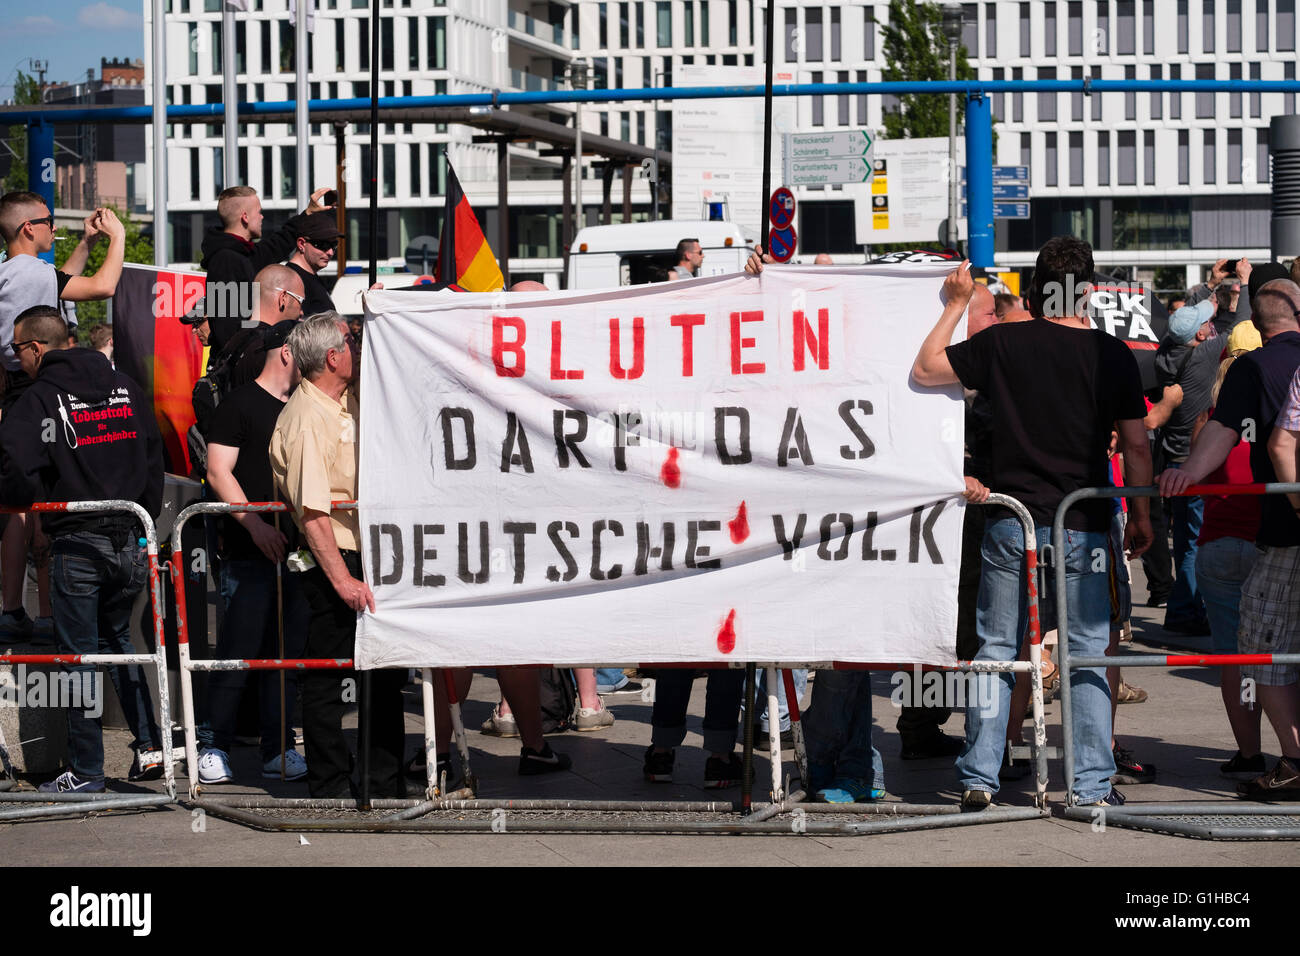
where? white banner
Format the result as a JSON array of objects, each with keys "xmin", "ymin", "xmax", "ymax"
[{"xmin": 355, "ymin": 267, "xmax": 967, "ymax": 668}]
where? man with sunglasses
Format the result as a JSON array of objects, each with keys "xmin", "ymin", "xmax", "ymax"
[{"xmin": 286, "ymin": 212, "xmax": 340, "ymax": 318}]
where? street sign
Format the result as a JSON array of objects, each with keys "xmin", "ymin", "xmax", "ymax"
[
  {"xmin": 960, "ymin": 202, "xmax": 1031, "ymax": 219},
  {"xmin": 960, "ymin": 183, "xmax": 1030, "ymax": 200},
  {"xmin": 993, "ymin": 165, "xmax": 1030, "ymax": 182},
  {"xmin": 769, "ymin": 187, "xmax": 796, "ymax": 230},
  {"xmin": 768, "ymin": 226, "xmax": 797, "ymax": 262},
  {"xmin": 785, "ymin": 129, "xmax": 873, "ymax": 160},
  {"xmin": 787, "ymin": 157, "xmax": 871, "ymax": 186}
]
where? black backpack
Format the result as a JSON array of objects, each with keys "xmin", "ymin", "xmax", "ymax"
[
  {"xmin": 539, "ymin": 669, "xmax": 577, "ymax": 734},
  {"xmin": 188, "ymin": 326, "xmax": 267, "ymax": 478}
]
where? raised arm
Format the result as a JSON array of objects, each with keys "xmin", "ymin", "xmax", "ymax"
[{"xmin": 911, "ymin": 262, "xmax": 973, "ymax": 387}]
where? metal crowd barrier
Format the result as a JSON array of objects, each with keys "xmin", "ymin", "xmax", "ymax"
[
  {"xmin": 1054, "ymin": 482, "xmax": 1300, "ymax": 840},
  {"xmin": 0, "ymin": 500, "xmax": 177, "ymax": 820},
  {"xmin": 169, "ymin": 495, "xmax": 1049, "ymax": 834}
]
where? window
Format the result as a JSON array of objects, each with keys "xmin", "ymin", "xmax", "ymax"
[
  {"xmin": 1226, "ymin": 0, "xmax": 1241, "ymax": 50},
  {"xmin": 600, "ymin": 3, "xmax": 608, "ymax": 46},
  {"xmin": 1019, "ymin": 2, "xmax": 1031, "ymax": 55},
  {"xmin": 1203, "ymin": 128, "xmax": 1216, "ymax": 184},
  {"xmin": 214, "ymin": 146, "xmax": 224, "ymax": 193},
  {"xmin": 1142, "ymin": 0, "xmax": 1153, "ymax": 53},
  {"xmin": 830, "ymin": 8, "xmax": 841, "ymax": 60},
  {"xmin": 1020, "ymin": 131, "xmax": 1031, "ymax": 169},
  {"xmin": 260, "ymin": 21, "xmax": 272, "ymax": 73},
  {"xmin": 1069, "ymin": 131, "xmax": 1082, "ymax": 186},
  {"xmin": 811, "ymin": 71, "xmax": 823, "ymax": 126},
  {"xmin": 637, "ymin": 1, "xmax": 645, "ymax": 46},
  {"xmin": 1067, "ymin": 1, "xmax": 1080, "ymax": 56},
  {"xmin": 638, "ymin": 111, "xmax": 646, "ymax": 145},
  {"xmin": 1045, "ymin": 132, "xmax": 1058, "ymax": 186},
  {"xmin": 992, "ymin": 67, "xmax": 1004, "ymax": 120},
  {"xmin": 1117, "ymin": 0, "xmax": 1134, "ymax": 54},
  {"xmin": 1257, "ymin": 130, "xmax": 1270, "ymax": 184},
  {"xmin": 410, "ymin": 144, "xmax": 421, "ymax": 195},
  {"xmin": 381, "ymin": 16, "xmax": 393, "ymax": 70},
  {"xmin": 961, "ymin": 3, "xmax": 977, "ymax": 55},
  {"xmin": 783, "ymin": 8, "xmax": 795, "ymax": 58},
  {"xmin": 1118, "ymin": 130, "xmax": 1136, "ymax": 185},
  {"xmin": 429, "ymin": 18, "xmax": 445, "ymax": 69},
  {"xmin": 280, "ymin": 21, "xmax": 296, "ymax": 73},
  {"xmin": 685, "ymin": 3, "xmax": 694, "ymax": 46},
  {"xmin": 620, "ymin": 112, "xmax": 630, "ymax": 141},
  {"xmin": 1072, "ymin": 66, "xmax": 1083, "ymax": 120},
  {"xmin": 1092, "ymin": 64, "xmax": 1102, "ymax": 120},
  {"xmin": 282, "ymin": 145, "xmax": 296, "ymax": 202},
  {"xmin": 1201, "ymin": 0, "xmax": 1214, "ymax": 52},
  {"xmin": 1097, "ymin": 131, "xmax": 1110, "ymax": 185},
  {"xmin": 1176, "ymin": 0, "xmax": 1188, "ymax": 52},
  {"xmin": 856, "ymin": 70, "xmax": 869, "ymax": 124},
  {"xmin": 383, "ymin": 143, "xmax": 395, "ymax": 197},
  {"xmin": 838, "ymin": 70, "xmax": 849, "ymax": 125},
  {"xmin": 262, "ymin": 147, "xmax": 274, "ymax": 199},
  {"xmin": 335, "ymin": 20, "xmax": 345, "ymax": 70},
  {"xmin": 865, "ymin": 7, "xmax": 875, "ymax": 58},
  {"xmin": 1284, "ymin": 1, "xmax": 1299, "ymax": 52},
  {"xmin": 1125, "ymin": 65, "xmax": 1135, "ymax": 119},
  {"xmin": 190, "ymin": 149, "xmax": 201, "ymax": 201},
  {"xmin": 359, "ymin": 19, "xmax": 369, "ymax": 70},
  {"xmin": 701, "ymin": 1, "xmax": 709, "ymax": 44},
  {"xmin": 408, "ymin": 17, "xmax": 419, "ymax": 68},
  {"xmin": 211, "ymin": 23, "xmax": 222, "ymax": 75},
  {"xmin": 1038, "ymin": 67, "xmax": 1056, "ymax": 120},
  {"xmin": 1227, "ymin": 128, "xmax": 1242, "ymax": 183},
  {"xmin": 1012, "ymin": 67, "xmax": 1023, "ymax": 121},
  {"xmin": 236, "ymin": 20, "xmax": 247, "ymax": 72},
  {"xmin": 1258, "ymin": 0, "xmax": 1270, "ymax": 50},
  {"xmin": 1195, "ymin": 63, "xmax": 1214, "ymax": 118},
  {"xmin": 620, "ymin": 2, "xmax": 629, "ymax": 47},
  {"xmin": 1149, "ymin": 64, "xmax": 1161, "ymax": 118},
  {"xmin": 805, "ymin": 9, "xmax": 823, "ymax": 60},
  {"xmin": 1229, "ymin": 62, "xmax": 1241, "ymax": 117},
  {"xmin": 657, "ymin": 1, "xmax": 671, "ymax": 46},
  {"xmin": 188, "ymin": 24, "xmax": 198, "ymax": 76},
  {"xmin": 1169, "ymin": 63, "xmax": 1181, "ymax": 119},
  {"xmin": 1250, "ymin": 62, "xmax": 1261, "ymax": 117},
  {"xmin": 1046, "ymin": 2, "xmax": 1058, "ymax": 56},
  {"xmin": 1144, "ymin": 130, "xmax": 1154, "ymax": 184},
  {"xmin": 985, "ymin": 1, "xmax": 996, "ymax": 56},
  {"xmin": 1288, "ymin": 61, "xmax": 1298, "ymax": 114},
  {"xmin": 729, "ymin": 0, "xmax": 738, "ymax": 44}
]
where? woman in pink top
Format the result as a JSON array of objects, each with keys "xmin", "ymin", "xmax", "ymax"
[{"xmin": 1193, "ymin": 355, "xmax": 1265, "ymax": 780}]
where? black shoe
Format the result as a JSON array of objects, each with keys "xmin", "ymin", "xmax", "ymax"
[
  {"xmin": 518, "ymin": 743, "xmax": 571, "ymax": 775},
  {"xmin": 900, "ymin": 731, "xmax": 964, "ymax": 761},
  {"xmin": 999, "ymin": 748, "xmax": 1031, "ymax": 781},
  {"xmin": 643, "ymin": 746, "xmax": 674, "ymax": 783},
  {"xmin": 1084, "ymin": 787, "xmax": 1127, "ymax": 807},
  {"xmin": 1145, "ymin": 594, "xmax": 1168, "ymax": 609},
  {"xmin": 704, "ymin": 753, "xmax": 746, "ymax": 789},
  {"xmin": 1220, "ymin": 751, "xmax": 1267, "ymax": 781},
  {"xmin": 1236, "ymin": 756, "xmax": 1300, "ymax": 801},
  {"xmin": 1111, "ymin": 744, "xmax": 1157, "ymax": 785}
]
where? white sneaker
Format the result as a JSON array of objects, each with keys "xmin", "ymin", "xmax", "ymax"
[
  {"xmin": 262, "ymin": 750, "xmax": 308, "ymax": 781},
  {"xmin": 198, "ymin": 749, "xmax": 234, "ymax": 784}
]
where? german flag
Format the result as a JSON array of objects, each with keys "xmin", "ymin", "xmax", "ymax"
[{"xmin": 435, "ymin": 160, "xmax": 504, "ymax": 292}]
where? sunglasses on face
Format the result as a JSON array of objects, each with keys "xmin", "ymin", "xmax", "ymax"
[
  {"xmin": 8, "ymin": 339, "xmax": 40, "ymax": 354},
  {"xmin": 275, "ymin": 287, "xmax": 306, "ymax": 305},
  {"xmin": 24, "ymin": 216, "xmax": 54, "ymax": 230},
  {"xmin": 308, "ymin": 239, "xmax": 338, "ymax": 253}
]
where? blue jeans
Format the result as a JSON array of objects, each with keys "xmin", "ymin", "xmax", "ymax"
[
  {"xmin": 1196, "ymin": 536, "xmax": 1257, "ymax": 655},
  {"xmin": 52, "ymin": 531, "xmax": 161, "ymax": 780},
  {"xmin": 740, "ymin": 668, "xmax": 809, "ymax": 732},
  {"xmin": 802, "ymin": 670, "xmax": 884, "ymax": 790},
  {"xmin": 208, "ymin": 558, "xmax": 309, "ymax": 761},
  {"xmin": 651, "ymin": 670, "xmax": 744, "ymax": 754},
  {"xmin": 1166, "ymin": 465, "xmax": 1205, "ymax": 624},
  {"xmin": 956, "ymin": 517, "xmax": 1114, "ymax": 803},
  {"xmin": 595, "ymin": 668, "xmax": 627, "ymax": 693}
]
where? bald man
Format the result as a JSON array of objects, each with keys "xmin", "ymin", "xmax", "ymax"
[{"xmin": 813, "ymin": 253, "xmax": 834, "ymax": 266}]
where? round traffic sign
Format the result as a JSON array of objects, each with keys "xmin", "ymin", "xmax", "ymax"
[
  {"xmin": 769, "ymin": 187, "xmax": 796, "ymax": 230},
  {"xmin": 768, "ymin": 226, "xmax": 797, "ymax": 262}
]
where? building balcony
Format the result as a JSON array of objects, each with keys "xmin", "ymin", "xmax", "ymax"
[
  {"xmin": 509, "ymin": 68, "xmax": 564, "ymax": 92},
  {"xmin": 507, "ymin": 9, "xmax": 576, "ymax": 54}
]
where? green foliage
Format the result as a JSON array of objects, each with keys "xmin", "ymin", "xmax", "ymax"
[
  {"xmin": 879, "ymin": 1, "xmax": 975, "ymax": 140},
  {"xmin": 2, "ymin": 72, "xmax": 42, "ymax": 193},
  {"xmin": 54, "ymin": 205, "xmax": 154, "ymax": 338}
]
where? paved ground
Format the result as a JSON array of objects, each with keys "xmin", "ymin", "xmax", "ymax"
[{"xmin": 3, "ymin": 562, "xmax": 1299, "ymax": 867}]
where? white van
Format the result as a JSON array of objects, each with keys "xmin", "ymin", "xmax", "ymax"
[
  {"xmin": 329, "ymin": 270, "xmax": 427, "ymax": 320},
  {"xmin": 566, "ymin": 220, "xmax": 755, "ymax": 290}
]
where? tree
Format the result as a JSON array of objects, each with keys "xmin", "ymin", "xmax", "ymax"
[
  {"xmin": 54, "ymin": 205, "xmax": 154, "ymax": 338},
  {"xmin": 2, "ymin": 72, "xmax": 42, "ymax": 193},
  {"xmin": 879, "ymin": 1, "xmax": 976, "ymax": 140}
]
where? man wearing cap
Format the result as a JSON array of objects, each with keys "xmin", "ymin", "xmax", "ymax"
[
  {"xmin": 198, "ymin": 318, "xmax": 310, "ymax": 785},
  {"xmin": 286, "ymin": 212, "xmax": 340, "ymax": 318},
  {"xmin": 1162, "ymin": 264, "xmax": 1300, "ymax": 800},
  {"xmin": 1155, "ymin": 292, "xmax": 1244, "ymax": 634}
]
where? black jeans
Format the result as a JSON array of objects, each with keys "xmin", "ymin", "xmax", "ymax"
[
  {"xmin": 650, "ymin": 669, "xmax": 745, "ymax": 753},
  {"xmin": 297, "ymin": 552, "xmax": 406, "ymax": 798},
  {"xmin": 1142, "ymin": 440, "xmax": 1174, "ymax": 602}
]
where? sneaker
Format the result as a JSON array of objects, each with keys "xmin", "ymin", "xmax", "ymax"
[
  {"xmin": 961, "ymin": 788, "xmax": 993, "ymax": 810},
  {"xmin": 573, "ymin": 703, "xmax": 615, "ymax": 732},
  {"xmin": 128, "ymin": 749, "xmax": 165, "ymax": 782},
  {"xmin": 39, "ymin": 770, "xmax": 105, "ymax": 793},
  {"xmin": 900, "ymin": 731, "xmax": 964, "ymax": 761},
  {"xmin": 0, "ymin": 607, "xmax": 33, "ymax": 637},
  {"xmin": 480, "ymin": 706, "xmax": 519, "ymax": 738},
  {"xmin": 704, "ymin": 753, "xmax": 745, "ymax": 789},
  {"xmin": 1145, "ymin": 593, "xmax": 1168, "ymax": 609},
  {"xmin": 1082, "ymin": 787, "xmax": 1127, "ymax": 807},
  {"xmin": 518, "ymin": 743, "xmax": 571, "ymax": 775},
  {"xmin": 1111, "ymin": 744, "xmax": 1157, "ymax": 785},
  {"xmin": 643, "ymin": 746, "xmax": 674, "ymax": 783},
  {"xmin": 1000, "ymin": 748, "xmax": 1031, "ymax": 781},
  {"xmin": 197, "ymin": 749, "xmax": 234, "ymax": 785},
  {"xmin": 599, "ymin": 679, "xmax": 643, "ymax": 696},
  {"xmin": 262, "ymin": 750, "xmax": 308, "ymax": 781},
  {"xmin": 1220, "ymin": 751, "xmax": 1267, "ymax": 781},
  {"xmin": 1237, "ymin": 756, "xmax": 1300, "ymax": 801},
  {"xmin": 815, "ymin": 778, "xmax": 884, "ymax": 803},
  {"xmin": 1116, "ymin": 681, "xmax": 1148, "ymax": 704}
]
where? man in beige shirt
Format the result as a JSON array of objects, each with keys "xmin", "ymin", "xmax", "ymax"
[{"xmin": 271, "ymin": 312, "xmax": 405, "ymax": 798}]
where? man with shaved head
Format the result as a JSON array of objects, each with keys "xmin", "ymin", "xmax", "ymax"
[
  {"xmin": 200, "ymin": 185, "xmax": 331, "ymax": 353},
  {"xmin": 1162, "ymin": 270, "xmax": 1300, "ymax": 800}
]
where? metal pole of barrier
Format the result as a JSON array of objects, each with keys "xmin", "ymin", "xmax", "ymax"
[
  {"xmin": 275, "ymin": 512, "xmax": 286, "ymax": 782},
  {"xmin": 780, "ymin": 668, "xmax": 808, "ymax": 791},
  {"xmin": 420, "ymin": 668, "xmax": 437, "ymax": 797},
  {"xmin": 1054, "ymin": 481, "xmax": 1300, "ymax": 806},
  {"xmin": 764, "ymin": 665, "xmax": 783, "ymax": 801},
  {"xmin": 741, "ymin": 662, "xmax": 756, "ymax": 815},
  {"xmin": 358, "ymin": 671, "xmax": 372, "ymax": 809}
]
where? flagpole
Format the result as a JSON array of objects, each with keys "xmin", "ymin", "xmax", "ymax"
[
  {"xmin": 152, "ymin": 0, "xmax": 167, "ymax": 267},
  {"xmin": 295, "ymin": 0, "xmax": 309, "ymax": 209},
  {"xmin": 367, "ymin": 0, "xmax": 379, "ymax": 288},
  {"xmin": 758, "ymin": 0, "xmax": 775, "ymax": 252},
  {"xmin": 222, "ymin": 1, "xmax": 237, "ymax": 189}
]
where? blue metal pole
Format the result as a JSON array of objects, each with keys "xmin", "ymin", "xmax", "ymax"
[
  {"xmin": 27, "ymin": 118, "xmax": 55, "ymax": 263},
  {"xmin": 964, "ymin": 92, "xmax": 993, "ymax": 269}
]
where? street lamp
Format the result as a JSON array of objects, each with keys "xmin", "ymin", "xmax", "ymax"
[
  {"xmin": 941, "ymin": 3, "xmax": 964, "ymax": 251},
  {"xmin": 569, "ymin": 57, "xmax": 590, "ymax": 233}
]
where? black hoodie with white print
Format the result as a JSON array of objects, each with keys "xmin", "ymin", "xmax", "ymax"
[{"xmin": 0, "ymin": 349, "xmax": 163, "ymax": 538}]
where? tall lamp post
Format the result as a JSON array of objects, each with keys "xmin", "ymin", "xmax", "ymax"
[
  {"xmin": 941, "ymin": 3, "xmax": 964, "ymax": 252},
  {"xmin": 569, "ymin": 57, "xmax": 589, "ymax": 234}
]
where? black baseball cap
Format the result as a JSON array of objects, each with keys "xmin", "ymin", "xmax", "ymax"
[
  {"xmin": 259, "ymin": 319, "xmax": 298, "ymax": 352},
  {"xmin": 298, "ymin": 212, "xmax": 341, "ymax": 243},
  {"xmin": 1248, "ymin": 261, "xmax": 1291, "ymax": 302}
]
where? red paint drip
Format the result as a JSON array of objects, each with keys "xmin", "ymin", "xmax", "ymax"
[
  {"xmin": 716, "ymin": 609, "xmax": 737, "ymax": 654},
  {"xmin": 728, "ymin": 500, "xmax": 750, "ymax": 544},
  {"xmin": 660, "ymin": 447, "xmax": 682, "ymax": 488}
]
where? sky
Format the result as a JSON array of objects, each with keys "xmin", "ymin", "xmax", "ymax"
[{"xmin": 0, "ymin": 0, "xmax": 145, "ymax": 102}]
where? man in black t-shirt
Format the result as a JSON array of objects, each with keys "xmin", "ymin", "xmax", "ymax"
[
  {"xmin": 913, "ymin": 236, "xmax": 1153, "ymax": 810},
  {"xmin": 285, "ymin": 213, "xmax": 340, "ymax": 318},
  {"xmin": 198, "ymin": 320, "xmax": 310, "ymax": 786}
]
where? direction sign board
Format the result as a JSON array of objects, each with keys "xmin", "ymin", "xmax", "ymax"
[
  {"xmin": 961, "ymin": 183, "xmax": 1030, "ymax": 200},
  {"xmin": 785, "ymin": 129, "xmax": 873, "ymax": 160},
  {"xmin": 769, "ymin": 187, "xmax": 796, "ymax": 229},
  {"xmin": 960, "ymin": 201, "xmax": 1031, "ymax": 219},
  {"xmin": 787, "ymin": 157, "xmax": 871, "ymax": 186},
  {"xmin": 993, "ymin": 165, "xmax": 1030, "ymax": 182},
  {"xmin": 768, "ymin": 226, "xmax": 797, "ymax": 262}
]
